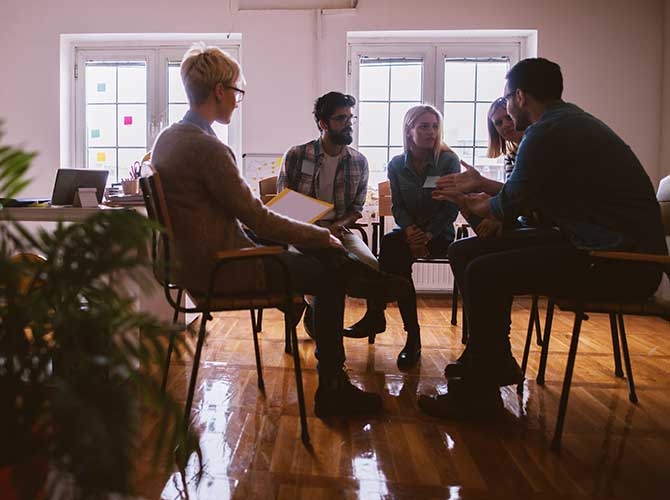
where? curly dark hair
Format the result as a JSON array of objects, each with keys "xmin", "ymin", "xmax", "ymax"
[{"xmin": 313, "ymin": 92, "xmax": 356, "ymax": 131}]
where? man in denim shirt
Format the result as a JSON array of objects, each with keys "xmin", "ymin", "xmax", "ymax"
[{"xmin": 419, "ymin": 58, "xmax": 666, "ymax": 419}]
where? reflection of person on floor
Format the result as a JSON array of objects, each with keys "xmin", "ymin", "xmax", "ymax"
[
  {"xmin": 278, "ymin": 92, "xmax": 378, "ymax": 340},
  {"xmin": 418, "ymin": 57, "xmax": 667, "ymax": 419},
  {"xmin": 347, "ymin": 105, "xmax": 460, "ymax": 369},
  {"xmin": 152, "ymin": 44, "xmax": 408, "ymax": 417}
]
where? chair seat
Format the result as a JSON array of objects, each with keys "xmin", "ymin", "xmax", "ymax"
[
  {"xmin": 554, "ymin": 296, "xmax": 670, "ymax": 316},
  {"xmin": 414, "ymin": 257, "xmax": 450, "ymax": 264},
  {"xmin": 189, "ymin": 292, "xmax": 304, "ymax": 311}
]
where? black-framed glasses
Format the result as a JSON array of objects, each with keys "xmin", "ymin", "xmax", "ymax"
[
  {"xmin": 224, "ymin": 85, "xmax": 245, "ymax": 103},
  {"xmin": 330, "ymin": 114, "xmax": 357, "ymax": 125},
  {"xmin": 503, "ymin": 90, "xmax": 516, "ymax": 102}
]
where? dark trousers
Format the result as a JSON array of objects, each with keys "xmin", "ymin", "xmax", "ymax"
[
  {"xmin": 373, "ymin": 228, "xmax": 451, "ymax": 334},
  {"xmin": 448, "ymin": 228, "xmax": 662, "ymax": 378},
  {"xmin": 264, "ymin": 249, "xmax": 345, "ymax": 384}
]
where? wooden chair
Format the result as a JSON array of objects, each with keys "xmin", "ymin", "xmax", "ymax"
[
  {"xmin": 372, "ymin": 180, "xmax": 465, "ymax": 343},
  {"xmin": 140, "ymin": 170, "xmax": 312, "ymax": 445},
  {"xmin": 519, "ymin": 175, "xmax": 670, "ymax": 451}
]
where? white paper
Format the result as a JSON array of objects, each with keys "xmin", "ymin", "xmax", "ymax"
[
  {"xmin": 423, "ymin": 176, "xmax": 439, "ymax": 188},
  {"xmin": 266, "ymin": 188, "xmax": 332, "ymax": 224}
]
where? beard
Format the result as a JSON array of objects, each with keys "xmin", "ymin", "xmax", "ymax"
[
  {"xmin": 512, "ymin": 108, "xmax": 532, "ymax": 131},
  {"xmin": 327, "ymin": 127, "xmax": 353, "ymax": 145}
]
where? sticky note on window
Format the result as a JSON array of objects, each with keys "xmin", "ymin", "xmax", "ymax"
[
  {"xmin": 123, "ymin": 116, "xmax": 133, "ymax": 125},
  {"xmin": 91, "ymin": 129, "xmax": 100, "ymax": 138},
  {"xmin": 96, "ymin": 152, "xmax": 106, "ymax": 162},
  {"xmin": 97, "ymin": 83, "xmax": 106, "ymax": 92}
]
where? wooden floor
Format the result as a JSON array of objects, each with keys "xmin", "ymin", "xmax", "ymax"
[{"xmin": 134, "ymin": 296, "xmax": 670, "ymax": 499}]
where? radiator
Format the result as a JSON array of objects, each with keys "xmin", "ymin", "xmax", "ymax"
[{"xmin": 412, "ymin": 262, "xmax": 454, "ymax": 293}]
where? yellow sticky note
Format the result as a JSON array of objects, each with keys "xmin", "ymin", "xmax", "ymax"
[
  {"xmin": 96, "ymin": 152, "xmax": 106, "ymax": 162},
  {"xmin": 277, "ymin": 156, "xmax": 282, "ymax": 167}
]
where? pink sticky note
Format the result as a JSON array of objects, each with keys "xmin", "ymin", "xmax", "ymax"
[{"xmin": 123, "ymin": 116, "xmax": 133, "ymax": 125}]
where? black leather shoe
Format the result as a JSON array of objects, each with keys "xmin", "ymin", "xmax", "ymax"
[
  {"xmin": 315, "ymin": 371, "xmax": 383, "ymax": 417},
  {"xmin": 444, "ymin": 353, "xmax": 522, "ymax": 387},
  {"xmin": 303, "ymin": 304, "xmax": 315, "ymax": 339},
  {"xmin": 397, "ymin": 336, "xmax": 421, "ymax": 370},
  {"xmin": 344, "ymin": 311, "xmax": 386, "ymax": 338}
]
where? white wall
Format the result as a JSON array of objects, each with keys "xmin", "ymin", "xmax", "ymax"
[
  {"xmin": 0, "ymin": 0, "xmax": 665, "ymax": 196},
  {"xmin": 661, "ymin": 0, "xmax": 670, "ymax": 180}
]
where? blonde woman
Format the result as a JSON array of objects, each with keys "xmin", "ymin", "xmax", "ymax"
[{"xmin": 347, "ymin": 105, "xmax": 460, "ymax": 369}]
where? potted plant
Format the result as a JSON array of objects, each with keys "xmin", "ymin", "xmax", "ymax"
[{"xmin": 0, "ymin": 124, "xmax": 202, "ymax": 499}]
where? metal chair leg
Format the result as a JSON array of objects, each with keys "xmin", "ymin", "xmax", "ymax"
[
  {"xmin": 617, "ymin": 314, "xmax": 638, "ymax": 404},
  {"xmin": 536, "ymin": 300, "xmax": 555, "ymax": 385},
  {"xmin": 286, "ymin": 311, "xmax": 310, "ymax": 446},
  {"xmin": 519, "ymin": 298, "xmax": 536, "ymax": 395},
  {"xmin": 609, "ymin": 313, "xmax": 624, "ymax": 378},
  {"xmin": 451, "ymin": 280, "xmax": 459, "ymax": 326},
  {"xmin": 184, "ymin": 312, "xmax": 210, "ymax": 430},
  {"xmin": 551, "ymin": 310, "xmax": 584, "ymax": 451},
  {"xmin": 161, "ymin": 288, "xmax": 183, "ymax": 394},
  {"xmin": 461, "ymin": 310, "xmax": 468, "ymax": 345},
  {"xmin": 285, "ymin": 310, "xmax": 293, "ymax": 354},
  {"xmin": 532, "ymin": 295, "xmax": 543, "ymax": 346},
  {"xmin": 257, "ymin": 308, "xmax": 264, "ymax": 332},
  {"xmin": 250, "ymin": 309, "xmax": 265, "ymax": 391}
]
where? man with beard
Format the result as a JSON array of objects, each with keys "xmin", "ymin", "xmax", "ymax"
[
  {"xmin": 417, "ymin": 57, "xmax": 667, "ymax": 419},
  {"xmin": 278, "ymin": 91, "xmax": 378, "ymax": 339}
]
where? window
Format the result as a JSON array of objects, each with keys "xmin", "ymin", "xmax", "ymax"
[
  {"xmin": 349, "ymin": 34, "xmax": 532, "ymax": 185},
  {"xmin": 70, "ymin": 39, "xmax": 240, "ymax": 184}
]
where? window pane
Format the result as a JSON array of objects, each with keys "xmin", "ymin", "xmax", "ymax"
[
  {"xmin": 86, "ymin": 105, "xmax": 116, "ymax": 147},
  {"xmin": 389, "ymin": 102, "xmax": 416, "ymax": 146},
  {"xmin": 118, "ymin": 148, "xmax": 147, "ymax": 180},
  {"xmin": 358, "ymin": 147, "xmax": 388, "ymax": 174},
  {"xmin": 88, "ymin": 148, "xmax": 117, "ymax": 183},
  {"xmin": 390, "ymin": 63, "xmax": 422, "ymax": 101},
  {"xmin": 358, "ymin": 102, "xmax": 389, "ymax": 146},
  {"xmin": 443, "ymin": 103, "xmax": 474, "ymax": 148},
  {"xmin": 86, "ymin": 66, "xmax": 116, "ymax": 104},
  {"xmin": 476, "ymin": 162, "xmax": 505, "ymax": 182},
  {"xmin": 118, "ymin": 65, "xmax": 147, "ymax": 103},
  {"xmin": 476, "ymin": 62, "xmax": 508, "ymax": 101},
  {"xmin": 169, "ymin": 103, "xmax": 189, "ymax": 125},
  {"xmin": 451, "ymin": 146, "xmax": 473, "ymax": 166},
  {"xmin": 475, "ymin": 103, "xmax": 491, "ymax": 147},
  {"xmin": 168, "ymin": 64, "xmax": 188, "ymax": 103},
  {"xmin": 117, "ymin": 104, "xmax": 146, "ymax": 147},
  {"xmin": 359, "ymin": 63, "xmax": 389, "ymax": 101},
  {"xmin": 444, "ymin": 61, "xmax": 475, "ymax": 101},
  {"xmin": 212, "ymin": 122, "xmax": 228, "ymax": 144}
]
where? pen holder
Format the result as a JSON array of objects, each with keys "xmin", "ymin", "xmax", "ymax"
[{"xmin": 122, "ymin": 179, "xmax": 139, "ymax": 195}]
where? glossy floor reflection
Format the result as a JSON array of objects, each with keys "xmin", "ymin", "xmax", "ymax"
[{"xmin": 135, "ymin": 297, "xmax": 670, "ymax": 499}]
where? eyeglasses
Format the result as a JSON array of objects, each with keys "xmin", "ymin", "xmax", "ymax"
[
  {"xmin": 503, "ymin": 90, "xmax": 516, "ymax": 102},
  {"xmin": 330, "ymin": 114, "xmax": 357, "ymax": 125},
  {"xmin": 223, "ymin": 84, "xmax": 245, "ymax": 103}
]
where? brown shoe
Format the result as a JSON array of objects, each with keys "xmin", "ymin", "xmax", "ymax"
[{"xmin": 315, "ymin": 372, "xmax": 383, "ymax": 417}]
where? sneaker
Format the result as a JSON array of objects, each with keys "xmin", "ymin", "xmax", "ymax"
[
  {"xmin": 343, "ymin": 311, "xmax": 386, "ymax": 338},
  {"xmin": 418, "ymin": 380, "xmax": 503, "ymax": 420},
  {"xmin": 302, "ymin": 304, "xmax": 315, "ymax": 339},
  {"xmin": 444, "ymin": 352, "xmax": 522, "ymax": 387},
  {"xmin": 314, "ymin": 371, "xmax": 383, "ymax": 417}
]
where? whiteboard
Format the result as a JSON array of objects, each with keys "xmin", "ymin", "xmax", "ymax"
[{"xmin": 242, "ymin": 153, "xmax": 284, "ymax": 197}]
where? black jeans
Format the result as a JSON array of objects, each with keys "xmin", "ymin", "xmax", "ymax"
[
  {"xmin": 264, "ymin": 249, "xmax": 345, "ymax": 385},
  {"xmin": 448, "ymin": 228, "xmax": 663, "ymax": 379},
  {"xmin": 372, "ymin": 228, "xmax": 452, "ymax": 334}
]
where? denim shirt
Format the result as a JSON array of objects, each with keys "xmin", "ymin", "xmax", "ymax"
[
  {"xmin": 181, "ymin": 109, "xmax": 217, "ymax": 137},
  {"xmin": 387, "ymin": 149, "xmax": 460, "ymax": 240},
  {"xmin": 489, "ymin": 101, "xmax": 667, "ymax": 254}
]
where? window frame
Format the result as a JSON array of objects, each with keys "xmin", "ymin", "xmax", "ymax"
[{"xmin": 67, "ymin": 37, "xmax": 241, "ymax": 178}]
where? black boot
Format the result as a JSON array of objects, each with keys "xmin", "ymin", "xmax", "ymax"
[
  {"xmin": 397, "ymin": 331, "xmax": 421, "ymax": 370},
  {"xmin": 343, "ymin": 310, "xmax": 386, "ymax": 339}
]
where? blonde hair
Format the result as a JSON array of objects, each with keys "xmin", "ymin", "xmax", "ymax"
[
  {"xmin": 487, "ymin": 98, "xmax": 519, "ymax": 158},
  {"xmin": 180, "ymin": 42, "xmax": 244, "ymax": 106},
  {"xmin": 403, "ymin": 105, "xmax": 452, "ymax": 163}
]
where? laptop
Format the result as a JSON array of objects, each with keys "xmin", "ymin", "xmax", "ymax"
[{"xmin": 1, "ymin": 168, "xmax": 110, "ymax": 207}]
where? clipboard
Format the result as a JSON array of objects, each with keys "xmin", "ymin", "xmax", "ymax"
[{"xmin": 266, "ymin": 188, "xmax": 334, "ymax": 224}]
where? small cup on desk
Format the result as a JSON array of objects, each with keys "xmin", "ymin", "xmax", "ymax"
[{"xmin": 121, "ymin": 179, "xmax": 139, "ymax": 195}]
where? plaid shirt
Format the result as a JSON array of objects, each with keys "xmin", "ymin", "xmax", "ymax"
[{"xmin": 277, "ymin": 138, "xmax": 369, "ymax": 218}]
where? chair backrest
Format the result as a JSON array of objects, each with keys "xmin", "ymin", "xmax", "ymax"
[
  {"xmin": 378, "ymin": 180, "xmax": 392, "ymax": 217},
  {"xmin": 259, "ymin": 176, "xmax": 278, "ymax": 204},
  {"xmin": 139, "ymin": 168, "xmax": 175, "ymax": 286},
  {"xmin": 658, "ymin": 175, "xmax": 670, "ymax": 236}
]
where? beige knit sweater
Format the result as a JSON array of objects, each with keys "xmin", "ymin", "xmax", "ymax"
[{"xmin": 151, "ymin": 123, "xmax": 330, "ymax": 295}]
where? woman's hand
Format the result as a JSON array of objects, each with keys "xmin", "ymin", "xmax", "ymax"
[
  {"xmin": 404, "ymin": 225, "xmax": 429, "ymax": 246},
  {"xmin": 474, "ymin": 217, "xmax": 503, "ymax": 239},
  {"xmin": 435, "ymin": 160, "xmax": 483, "ymax": 194},
  {"xmin": 432, "ymin": 191, "xmax": 492, "ymax": 218}
]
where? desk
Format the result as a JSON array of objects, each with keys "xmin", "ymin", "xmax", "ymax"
[{"xmin": 0, "ymin": 205, "xmax": 187, "ymax": 326}]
